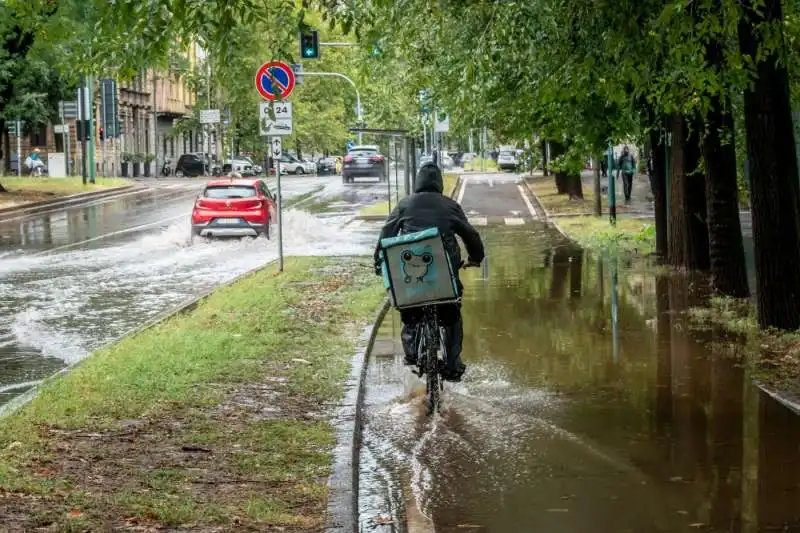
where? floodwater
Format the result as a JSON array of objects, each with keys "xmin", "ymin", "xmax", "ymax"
[
  {"xmin": 360, "ymin": 222, "xmax": 800, "ymax": 533},
  {"xmin": 0, "ymin": 176, "xmax": 388, "ymax": 406}
]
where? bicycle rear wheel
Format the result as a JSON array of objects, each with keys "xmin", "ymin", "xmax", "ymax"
[{"xmin": 424, "ymin": 323, "xmax": 440, "ymax": 415}]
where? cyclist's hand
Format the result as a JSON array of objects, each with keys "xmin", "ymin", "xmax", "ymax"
[
  {"xmin": 374, "ymin": 261, "xmax": 383, "ymax": 276},
  {"xmin": 462, "ymin": 259, "xmax": 482, "ymax": 268}
]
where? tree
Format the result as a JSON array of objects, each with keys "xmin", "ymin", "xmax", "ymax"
[{"xmin": 737, "ymin": 0, "xmax": 800, "ymax": 329}]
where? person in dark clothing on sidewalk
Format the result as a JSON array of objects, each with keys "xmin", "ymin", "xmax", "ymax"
[
  {"xmin": 616, "ymin": 146, "xmax": 636, "ymax": 204},
  {"xmin": 373, "ymin": 163, "xmax": 485, "ymax": 381}
]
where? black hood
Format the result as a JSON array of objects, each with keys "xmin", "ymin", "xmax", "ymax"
[{"xmin": 414, "ymin": 163, "xmax": 444, "ymax": 193}]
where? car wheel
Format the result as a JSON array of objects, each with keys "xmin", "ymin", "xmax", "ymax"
[
  {"xmin": 296, "ymin": 167, "xmax": 304, "ymax": 175},
  {"xmin": 176, "ymin": 170, "xmax": 185, "ymax": 178},
  {"xmin": 262, "ymin": 218, "xmax": 271, "ymax": 240}
]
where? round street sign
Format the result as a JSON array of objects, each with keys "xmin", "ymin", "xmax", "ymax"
[{"xmin": 255, "ymin": 61, "xmax": 296, "ymax": 102}]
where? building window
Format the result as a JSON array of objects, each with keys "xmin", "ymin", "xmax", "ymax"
[{"xmin": 55, "ymin": 131, "xmax": 64, "ymax": 152}]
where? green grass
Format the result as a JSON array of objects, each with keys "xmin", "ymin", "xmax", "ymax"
[
  {"xmin": 0, "ymin": 256, "xmax": 384, "ymax": 530},
  {"xmin": 357, "ymin": 172, "xmax": 459, "ymax": 218},
  {"xmin": 1, "ymin": 176, "xmax": 131, "ymax": 195},
  {"xmin": 557, "ymin": 216, "xmax": 656, "ymax": 254},
  {"xmin": 527, "ymin": 177, "xmax": 597, "ymax": 215}
]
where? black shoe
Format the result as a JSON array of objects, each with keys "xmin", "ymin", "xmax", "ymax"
[
  {"xmin": 442, "ymin": 362, "xmax": 466, "ymax": 382},
  {"xmin": 404, "ymin": 355, "xmax": 417, "ymax": 366}
]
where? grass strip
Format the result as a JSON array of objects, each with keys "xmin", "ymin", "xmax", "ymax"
[
  {"xmin": 557, "ymin": 216, "xmax": 656, "ymax": 254},
  {"xmin": 526, "ymin": 177, "xmax": 597, "ymax": 215},
  {"xmin": 0, "ymin": 177, "xmax": 132, "ymax": 210},
  {"xmin": 0, "ymin": 256, "xmax": 383, "ymax": 531},
  {"xmin": 357, "ymin": 172, "xmax": 459, "ymax": 218}
]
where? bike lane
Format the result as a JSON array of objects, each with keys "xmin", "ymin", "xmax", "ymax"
[{"xmin": 358, "ymin": 192, "xmax": 800, "ymax": 531}]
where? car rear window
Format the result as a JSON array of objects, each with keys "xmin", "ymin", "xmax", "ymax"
[
  {"xmin": 499, "ymin": 151, "xmax": 514, "ymax": 157},
  {"xmin": 204, "ymin": 186, "xmax": 257, "ymax": 198},
  {"xmin": 349, "ymin": 149, "xmax": 378, "ymax": 156}
]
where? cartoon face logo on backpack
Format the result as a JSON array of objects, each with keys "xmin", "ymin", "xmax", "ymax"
[{"xmin": 400, "ymin": 249, "xmax": 433, "ymax": 283}]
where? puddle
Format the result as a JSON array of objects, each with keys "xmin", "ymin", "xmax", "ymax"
[{"xmin": 360, "ymin": 223, "xmax": 800, "ymax": 532}]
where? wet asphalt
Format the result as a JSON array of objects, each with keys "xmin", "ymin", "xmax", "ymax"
[
  {"xmin": 0, "ymin": 174, "xmax": 394, "ymax": 405},
  {"xmin": 359, "ymin": 174, "xmax": 800, "ymax": 533}
]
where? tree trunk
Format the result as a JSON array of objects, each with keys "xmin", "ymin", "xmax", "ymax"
[
  {"xmin": 541, "ymin": 140, "xmax": 549, "ymax": 176},
  {"xmin": 593, "ymin": 157, "xmax": 602, "ymax": 216},
  {"xmin": 567, "ymin": 171, "xmax": 584, "ymax": 199},
  {"xmin": 738, "ymin": 0, "xmax": 800, "ymax": 329},
  {"xmin": 668, "ymin": 114, "xmax": 710, "ymax": 270},
  {"xmin": 649, "ymin": 127, "xmax": 669, "ymax": 257},
  {"xmin": 701, "ymin": 100, "xmax": 749, "ymax": 297},
  {"xmin": 550, "ymin": 141, "xmax": 568, "ymax": 194}
]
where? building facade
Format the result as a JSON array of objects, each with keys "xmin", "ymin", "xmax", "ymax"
[{"xmin": 4, "ymin": 56, "xmax": 198, "ymax": 177}]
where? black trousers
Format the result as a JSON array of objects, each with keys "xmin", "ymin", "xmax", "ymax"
[
  {"xmin": 622, "ymin": 172, "xmax": 634, "ymax": 201},
  {"xmin": 400, "ymin": 302, "xmax": 464, "ymax": 371}
]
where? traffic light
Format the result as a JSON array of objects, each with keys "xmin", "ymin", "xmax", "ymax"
[
  {"xmin": 299, "ymin": 30, "xmax": 320, "ymax": 59},
  {"xmin": 99, "ymin": 127, "xmax": 104, "ymax": 140}
]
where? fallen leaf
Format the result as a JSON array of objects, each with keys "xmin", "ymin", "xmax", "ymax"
[
  {"xmin": 546, "ymin": 508, "xmax": 569, "ymax": 513},
  {"xmin": 67, "ymin": 510, "xmax": 83, "ymax": 519},
  {"xmin": 669, "ymin": 476, "xmax": 684, "ymax": 482},
  {"xmin": 456, "ymin": 524, "xmax": 482, "ymax": 529},
  {"xmin": 292, "ymin": 358, "xmax": 311, "ymax": 365},
  {"xmin": 689, "ymin": 523, "xmax": 705, "ymax": 528},
  {"xmin": 374, "ymin": 516, "xmax": 394, "ymax": 525}
]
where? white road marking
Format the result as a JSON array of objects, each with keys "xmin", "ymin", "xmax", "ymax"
[
  {"xmin": 505, "ymin": 217, "xmax": 525, "ymax": 225},
  {"xmin": 489, "ymin": 178, "xmax": 494, "ymax": 187},
  {"xmin": 518, "ymin": 184, "xmax": 538, "ymax": 217},
  {"xmin": 468, "ymin": 217, "xmax": 488, "ymax": 226},
  {"xmin": 349, "ymin": 219, "xmax": 364, "ymax": 229},
  {"xmin": 456, "ymin": 176, "xmax": 468, "ymax": 204},
  {"xmin": 510, "ymin": 210, "xmax": 521, "ymax": 216}
]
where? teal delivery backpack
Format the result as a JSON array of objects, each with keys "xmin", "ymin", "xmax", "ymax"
[{"xmin": 378, "ymin": 227, "xmax": 459, "ymax": 309}]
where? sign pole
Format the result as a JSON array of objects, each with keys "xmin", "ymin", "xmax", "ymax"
[
  {"xmin": 276, "ymin": 146, "xmax": 283, "ymax": 273},
  {"xmin": 16, "ymin": 120, "xmax": 21, "ymax": 177},
  {"xmin": 87, "ymin": 75, "xmax": 96, "ymax": 184}
]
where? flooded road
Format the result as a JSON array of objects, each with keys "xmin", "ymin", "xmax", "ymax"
[
  {"xmin": 0, "ymin": 176, "xmax": 389, "ymax": 405},
  {"xmin": 361, "ymin": 222, "xmax": 800, "ymax": 532}
]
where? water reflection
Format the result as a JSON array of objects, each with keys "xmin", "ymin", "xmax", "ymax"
[{"xmin": 361, "ymin": 223, "xmax": 800, "ymax": 533}]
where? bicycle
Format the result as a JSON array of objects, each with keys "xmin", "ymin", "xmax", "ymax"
[{"xmin": 412, "ymin": 260, "xmax": 480, "ymax": 416}]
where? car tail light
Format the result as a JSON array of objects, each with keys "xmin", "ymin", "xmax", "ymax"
[
  {"xmin": 196, "ymin": 198, "xmax": 212, "ymax": 209},
  {"xmin": 344, "ymin": 155, "xmax": 354, "ymax": 163},
  {"xmin": 370, "ymin": 155, "xmax": 384, "ymax": 162},
  {"xmin": 239, "ymin": 200, "xmax": 263, "ymax": 210}
]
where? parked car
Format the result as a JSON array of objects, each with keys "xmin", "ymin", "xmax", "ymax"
[
  {"xmin": 497, "ymin": 150, "xmax": 519, "ymax": 171},
  {"xmin": 274, "ymin": 153, "xmax": 316, "ymax": 175},
  {"xmin": 316, "ymin": 157, "xmax": 338, "ymax": 175},
  {"xmin": 191, "ymin": 178, "xmax": 277, "ymax": 240},
  {"xmin": 222, "ymin": 158, "xmax": 256, "ymax": 176},
  {"xmin": 175, "ymin": 153, "xmax": 221, "ymax": 177},
  {"xmin": 343, "ymin": 145, "xmax": 386, "ymax": 183}
]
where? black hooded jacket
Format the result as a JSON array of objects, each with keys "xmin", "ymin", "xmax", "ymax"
[{"xmin": 373, "ymin": 164, "xmax": 485, "ymax": 273}]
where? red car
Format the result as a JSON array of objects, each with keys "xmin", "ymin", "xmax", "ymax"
[{"xmin": 191, "ymin": 178, "xmax": 277, "ymax": 239}]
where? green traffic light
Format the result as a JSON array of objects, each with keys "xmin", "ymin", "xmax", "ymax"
[{"xmin": 304, "ymin": 48, "xmax": 314, "ymax": 57}]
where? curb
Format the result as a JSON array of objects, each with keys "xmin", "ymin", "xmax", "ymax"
[
  {"xmin": 0, "ymin": 184, "xmax": 139, "ymax": 220},
  {"xmin": 326, "ymin": 299, "xmax": 390, "ymax": 533},
  {"xmin": 0, "ymin": 258, "xmax": 279, "ymax": 418}
]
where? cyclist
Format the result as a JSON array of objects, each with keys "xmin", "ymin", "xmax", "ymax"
[{"xmin": 373, "ymin": 162, "xmax": 485, "ymax": 381}]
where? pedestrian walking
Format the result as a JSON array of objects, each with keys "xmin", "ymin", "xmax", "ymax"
[{"xmin": 616, "ymin": 146, "xmax": 636, "ymax": 204}]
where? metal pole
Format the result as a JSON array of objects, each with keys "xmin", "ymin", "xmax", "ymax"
[
  {"xmin": 101, "ymin": 82, "xmax": 107, "ymax": 177},
  {"xmin": 607, "ymin": 141, "xmax": 617, "ymax": 226},
  {"xmin": 394, "ymin": 140, "xmax": 400, "ymax": 203},
  {"xmin": 79, "ymin": 83, "xmax": 87, "ymax": 184},
  {"xmin": 87, "ymin": 75, "xmax": 96, "ymax": 184},
  {"xmin": 16, "ymin": 120, "xmax": 21, "ymax": 177},
  {"xmin": 277, "ymin": 154, "xmax": 284, "ymax": 272},
  {"xmin": 62, "ymin": 109, "xmax": 71, "ymax": 176}
]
